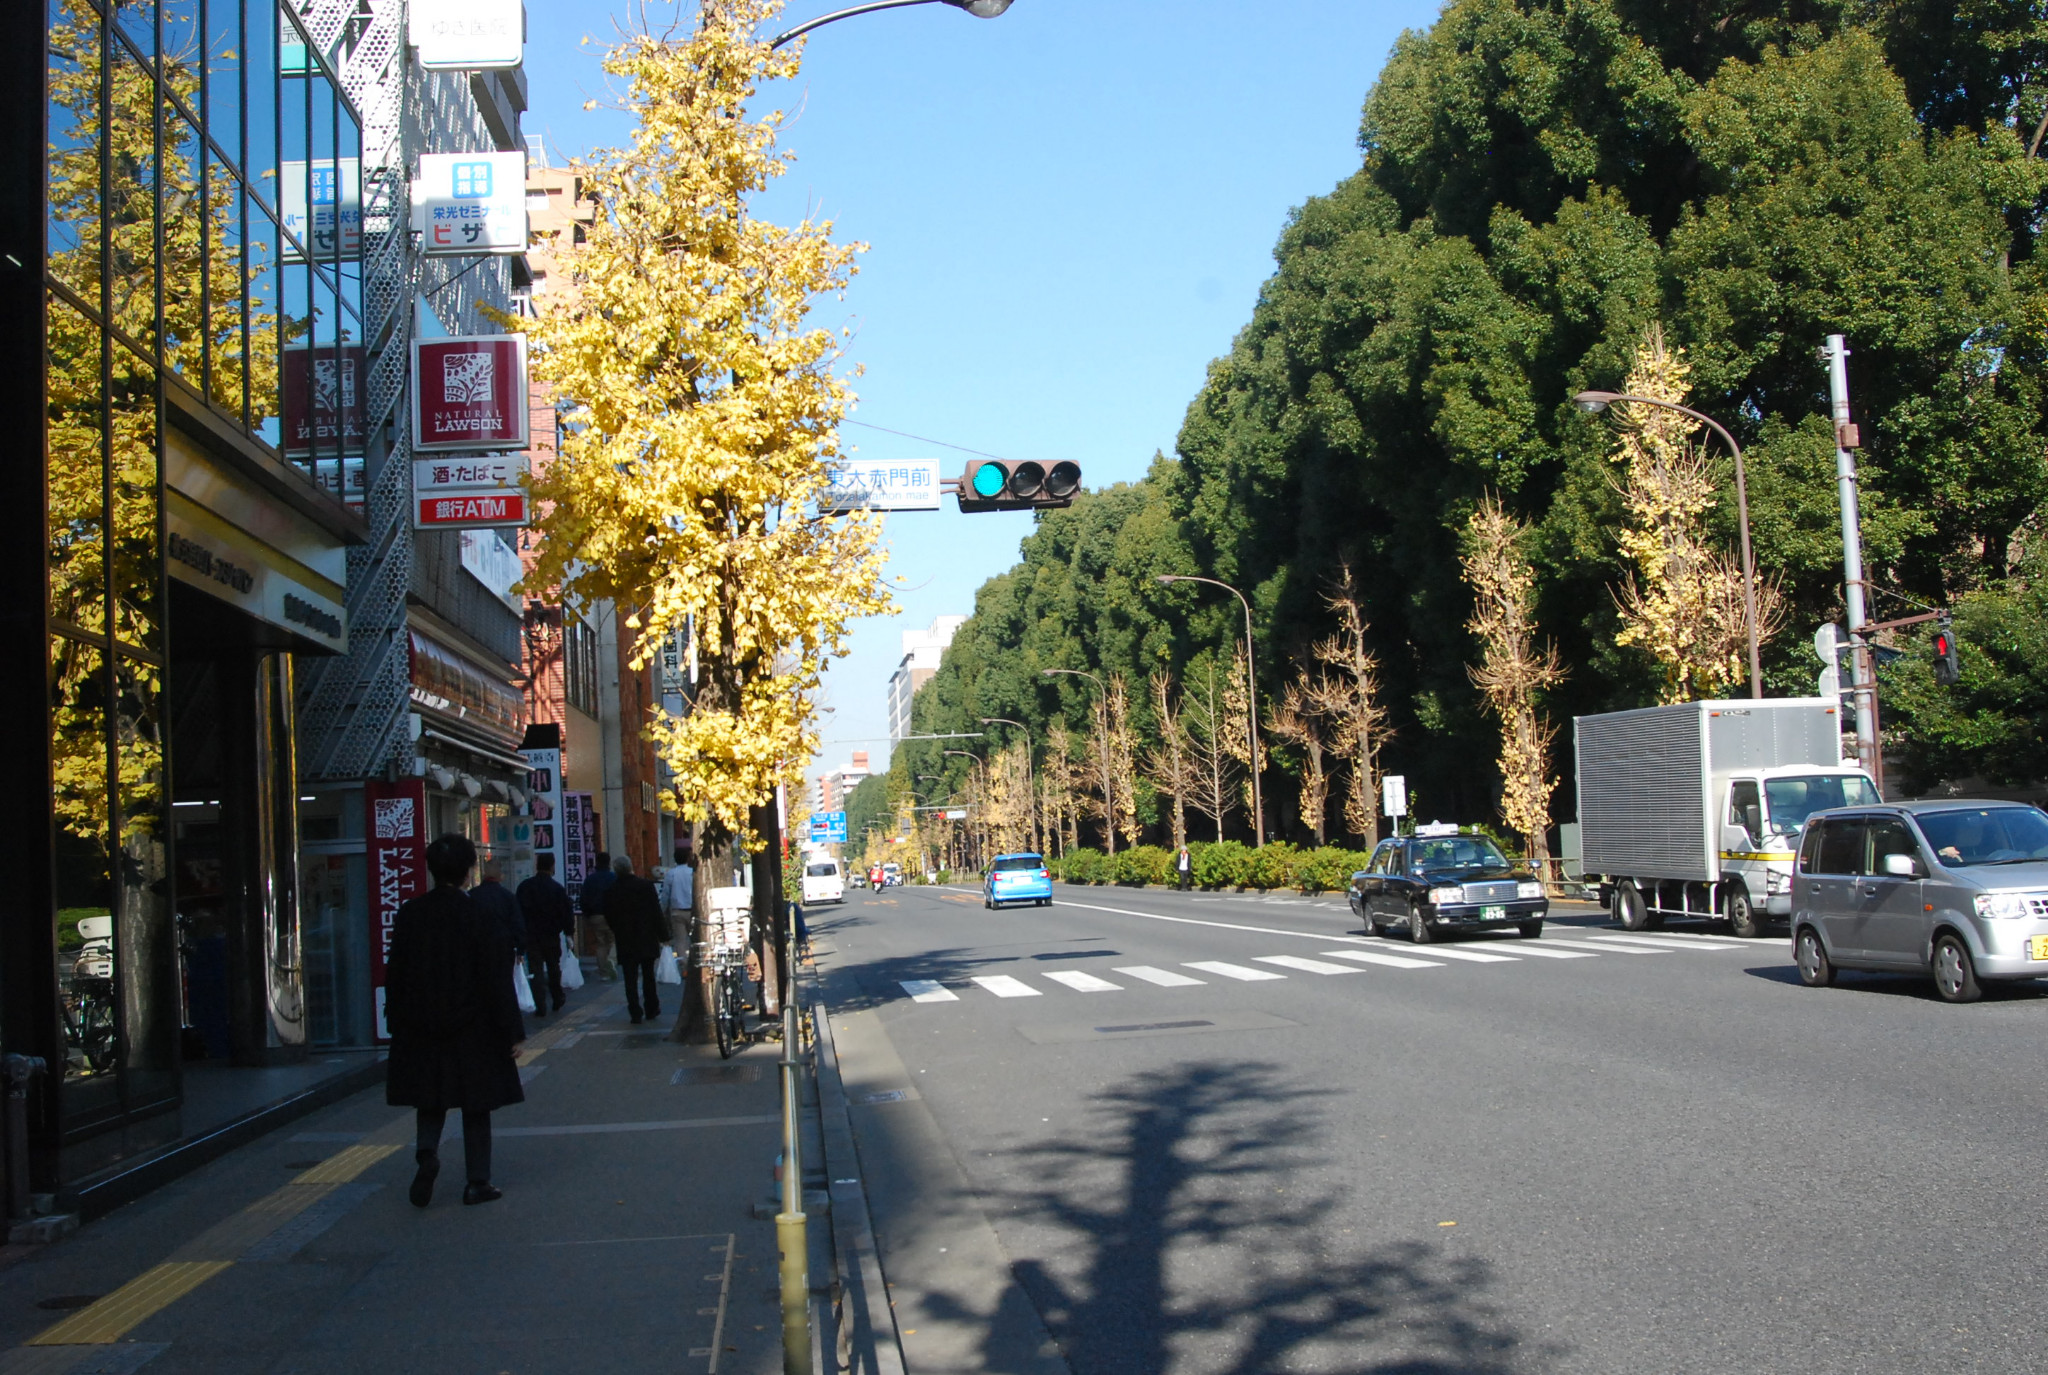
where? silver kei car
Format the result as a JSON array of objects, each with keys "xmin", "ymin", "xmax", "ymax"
[{"xmin": 1791, "ymin": 800, "xmax": 2048, "ymax": 1003}]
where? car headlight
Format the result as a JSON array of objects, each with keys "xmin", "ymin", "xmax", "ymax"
[
  {"xmin": 1516, "ymin": 881, "xmax": 1543, "ymax": 899},
  {"xmin": 1428, "ymin": 886, "xmax": 1463, "ymax": 905},
  {"xmin": 1974, "ymin": 891, "xmax": 2033, "ymax": 920}
]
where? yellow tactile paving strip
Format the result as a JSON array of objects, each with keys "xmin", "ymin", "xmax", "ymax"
[{"xmin": 18, "ymin": 997, "xmax": 614, "ymax": 1355}]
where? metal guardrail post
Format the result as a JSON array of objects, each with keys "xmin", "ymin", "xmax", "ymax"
[{"xmin": 777, "ymin": 902, "xmax": 812, "ymax": 1375}]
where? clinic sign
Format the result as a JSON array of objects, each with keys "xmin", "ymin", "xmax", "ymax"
[
  {"xmin": 821, "ymin": 458, "xmax": 942, "ymax": 513},
  {"xmin": 410, "ymin": 0, "xmax": 524, "ymax": 69},
  {"xmin": 412, "ymin": 335, "xmax": 528, "ymax": 451},
  {"xmin": 366, "ymin": 778, "xmax": 427, "ymax": 1043},
  {"xmin": 415, "ymin": 151, "xmax": 527, "ymax": 256}
]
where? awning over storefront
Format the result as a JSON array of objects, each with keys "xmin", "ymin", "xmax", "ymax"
[{"xmin": 407, "ymin": 629, "xmax": 525, "ymax": 751}]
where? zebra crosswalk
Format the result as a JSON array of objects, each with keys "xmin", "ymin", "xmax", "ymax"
[{"xmin": 894, "ymin": 929, "xmax": 1754, "ymax": 1004}]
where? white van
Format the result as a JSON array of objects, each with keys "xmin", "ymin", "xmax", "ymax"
[{"xmin": 802, "ymin": 856, "xmax": 845, "ymax": 905}]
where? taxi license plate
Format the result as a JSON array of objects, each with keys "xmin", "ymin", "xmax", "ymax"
[
  {"xmin": 1481, "ymin": 905, "xmax": 1506, "ymax": 922},
  {"xmin": 2030, "ymin": 936, "xmax": 2048, "ymax": 962}
]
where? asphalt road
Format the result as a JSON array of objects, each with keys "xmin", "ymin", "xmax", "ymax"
[{"xmin": 812, "ymin": 880, "xmax": 2048, "ymax": 1375}]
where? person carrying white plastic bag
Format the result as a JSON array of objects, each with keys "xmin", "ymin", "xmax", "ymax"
[
  {"xmin": 654, "ymin": 943, "xmax": 683, "ymax": 985},
  {"xmin": 558, "ymin": 933, "xmax": 584, "ymax": 990},
  {"xmin": 515, "ymin": 852, "xmax": 578, "ymax": 1015}
]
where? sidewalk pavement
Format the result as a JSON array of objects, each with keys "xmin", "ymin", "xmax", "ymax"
[{"xmin": 0, "ymin": 984, "xmax": 797, "ymax": 1375}]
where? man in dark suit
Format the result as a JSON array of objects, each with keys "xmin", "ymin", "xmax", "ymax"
[
  {"xmin": 469, "ymin": 860, "xmax": 526, "ymax": 966},
  {"xmin": 604, "ymin": 855, "xmax": 670, "ymax": 1024},
  {"xmin": 582, "ymin": 851, "xmax": 618, "ymax": 981},
  {"xmin": 517, "ymin": 853, "xmax": 576, "ymax": 1014}
]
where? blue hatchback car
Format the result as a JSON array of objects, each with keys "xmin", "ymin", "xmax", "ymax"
[{"xmin": 984, "ymin": 853, "xmax": 1053, "ymax": 909}]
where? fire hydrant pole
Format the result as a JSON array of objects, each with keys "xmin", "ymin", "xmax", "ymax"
[{"xmin": 776, "ymin": 902, "xmax": 810, "ymax": 1375}]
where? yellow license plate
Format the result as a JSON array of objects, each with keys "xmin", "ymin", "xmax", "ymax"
[{"xmin": 2030, "ymin": 936, "xmax": 2048, "ymax": 962}]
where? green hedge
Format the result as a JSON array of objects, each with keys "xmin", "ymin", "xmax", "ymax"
[{"xmin": 1048, "ymin": 839, "xmax": 1376, "ymax": 893}]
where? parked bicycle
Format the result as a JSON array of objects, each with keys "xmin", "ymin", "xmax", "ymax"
[{"xmin": 704, "ymin": 942, "xmax": 748, "ymax": 1060}]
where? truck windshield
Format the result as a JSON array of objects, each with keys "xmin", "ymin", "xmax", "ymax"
[
  {"xmin": 1409, "ymin": 837, "xmax": 1509, "ymax": 871},
  {"xmin": 1916, "ymin": 807, "xmax": 2048, "ymax": 867},
  {"xmin": 1763, "ymin": 775, "xmax": 1881, "ymax": 836}
]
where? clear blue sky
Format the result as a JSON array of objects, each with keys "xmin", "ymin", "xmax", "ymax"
[{"xmin": 521, "ymin": 0, "xmax": 1444, "ymax": 798}]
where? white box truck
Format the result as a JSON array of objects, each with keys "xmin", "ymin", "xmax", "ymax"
[{"xmin": 1575, "ymin": 698, "xmax": 1879, "ymax": 935}]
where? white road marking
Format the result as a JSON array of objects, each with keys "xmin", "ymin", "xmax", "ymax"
[
  {"xmin": 1256, "ymin": 955, "xmax": 1363, "ymax": 975},
  {"xmin": 1048, "ymin": 897, "xmax": 1374, "ymax": 946},
  {"xmin": 1496, "ymin": 942, "xmax": 1600, "ymax": 959},
  {"xmin": 1043, "ymin": 970, "xmax": 1123, "ymax": 992},
  {"xmin": 1362, "ymin": 944, "xmax": 1520, "ymax": 964},
  {"xmin": 1114, "ymin": 965, "xmax": 1207, "ymax": 987},
  {"xmin": 1317, "ymin": 949, "xmax": 1447, "ymax": 970},
  {"xmin": 1589, "ymin": 934, "xmax": 1743, "ymax": 952},
  {"xmin": 1540, "ymin": 937, "xmax": 1661, "ymax": 954},
  {"xmin": 971, "ymin": 974, "xmax": 1043, "ymax": 998},
  {"xmin": 900, "ymin": 980, "xmax": 959, "ymax": 1003},
  {"xmin": 1185, "ymin": 960, "xmax": 1287, "ymax": 982}
]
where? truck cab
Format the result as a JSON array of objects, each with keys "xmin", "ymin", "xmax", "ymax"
[{"xmin": 1719, "ymin": 766, "xmax": 1881, "ymax": 921}]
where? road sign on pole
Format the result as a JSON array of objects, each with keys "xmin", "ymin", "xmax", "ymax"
[
  {"xmin": 821, "ymin": 460, "xmax": 942, "ymax": 512},
  {"xmin": 1382, "ymin": 774, "xmax": 1408, "ymax": 819}
]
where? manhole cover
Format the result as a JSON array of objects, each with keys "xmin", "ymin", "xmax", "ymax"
[
  {"xmin": 855, "ymin": 1089, "xmax": 907, "ymax": 1105},
  {"xmin": 673, "ymin": 1065, "xmax": 764, "ymax": 1085},
  {"xmin": 38, "ymin": 1295, "xmax": 101, "ymax": 1311}
]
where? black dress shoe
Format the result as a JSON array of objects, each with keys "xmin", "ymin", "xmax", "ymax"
[
  {"xmin": 410, "ymin": 1153, "xmax": 440, "ymax": 1208},
  {"xmin": 629, "ymin": 1013, "xmax": 643, "ymax": 1024},
  {"xmin": 462, "ymin": 1182, "xmax": 503, "ymax": 1206},
  {"xmin": 645, "ymin": 1003, "xmax": 661, "ymax": 1019}
]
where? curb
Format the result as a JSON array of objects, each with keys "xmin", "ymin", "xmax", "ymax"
[{"xmin": 811, "ymin": 998, "xmax": 908, "ymax": 1375}]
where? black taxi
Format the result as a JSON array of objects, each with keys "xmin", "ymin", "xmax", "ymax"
[{"xmin": 1347, "ymin": 826, "xmax": 1548, "ymax": 943}]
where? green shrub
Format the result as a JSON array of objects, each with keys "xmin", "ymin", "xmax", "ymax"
[
  {"xmin": 1246, "ymin": 841, "xmax": 1300, "ymax": 891},
  {"xmin": 1191, "ymin": 839, "xmax": 1252, "ymax": 889},
  {"xmin": 1062, "ymin": 848, "xmax": 1107, "ymax": 884},
  {"xmin": 1294, "ymin": 846, "xmax": 1372, "ymax": 894},
  {"xmin": 1115, "ymin": 845, "xmax": 1172, "ymax": 886}
]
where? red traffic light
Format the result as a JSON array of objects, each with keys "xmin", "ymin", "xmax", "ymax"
[{"xmin": 1933, "ymin": 623, "xmax": 1962, "ymax": 685}]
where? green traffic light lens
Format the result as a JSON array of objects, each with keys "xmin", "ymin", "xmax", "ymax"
[{"xmin": 971, "ymin": 464, "xmax": 1008, "ymax": 498}]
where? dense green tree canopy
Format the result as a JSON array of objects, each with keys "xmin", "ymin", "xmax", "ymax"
[{"xmin": 899, "ymin": 0, "xmax": 2048, "ymax": 843}]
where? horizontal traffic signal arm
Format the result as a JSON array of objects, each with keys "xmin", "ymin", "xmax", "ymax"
[{"xmin": 951, "ymin": 458, "xmax": 1082, "ymax": 513}]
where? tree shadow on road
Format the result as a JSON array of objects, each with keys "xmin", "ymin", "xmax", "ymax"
[{"xmin": 992, "ymin": 1060, "xmax": 1559, "ymax": 1374}]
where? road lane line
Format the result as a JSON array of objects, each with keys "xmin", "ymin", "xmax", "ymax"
[
  {"xmin": 971, "ymin": 975, "xmax": 1043, "ymax": 998},
  {"xmin": 1540, "ymin": 938, "xmax": 1659, "ymax": 954},
  {"xmin": 1363, "ymin": 945, "xmax": 1520, "ymax": 963},
  {"xmin": 900, "ymin": 980, "xmax": 959, "ymax": 1003},
  {"xmin": 1256, "ymin": 955, "xmax": 1363, "ymax": 975},
  {"xmin": 1492, "ymin": 943, "xmax": 1599, "ymax": 959},
  {"xmin": 1185, "ymin": 961, "xmax": 1287, "ymax": 981},
  {"xmin": 1114, "ymin": 966, "xmax": 1206, "ymax": 987},
  {"xmin": 1317, "ymin": 949, "xmax": 1446, "ymax": 970},
  {"xmin": 1589, "ymin": 934, "xmax": 1743, "ymax": 952},
  {"xmin": 1043, "ymin": 970, "xmax": 1123, "ymax": 992},
  {"xmin": 1041, "ymin": 896, "xmax": 1373, "ymax": 945}
]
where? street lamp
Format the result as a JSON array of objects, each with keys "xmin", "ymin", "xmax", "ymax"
[
  {"xmin": 1040, "ymin": 668, "xmax": 1119, "ymax": 857},
  {"xmin": 1156, "ymin": 574, "xmax": 1266, "ymax": 846},
  {"xmin": 772, "ymin": 0, "xmax": 1012, "ymax": 48},
  {"xmin": 1575, "ymin": 390, "xmax": 1762, "ymax": 700},
  {"xmin": 979, "ymin": 717, "xmax": 1038, "ymax": 855}
]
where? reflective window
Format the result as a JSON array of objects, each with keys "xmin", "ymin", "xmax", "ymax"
[
  {"xmin": 1917, "ymin": 806, "xmax": 2048, "ymax": 868},
  {"xmin": 1761, "ymin": 775, "xmax": 1883, "ymax": 839},
  {"xmin": 204, "ymin": 151, "xmax": 245, "ymax": 417},
  {"xmin": 202, "ymin": 0, "xmax": 238, "ymax": 166},
  {"xmin": 162, "ymin": 0, "xmax": 200, "ymax": 107},
  {"xmin": 162, "ymin": 108, "xmax": 204, "ymax": 378},
  {"xmin": 245, "ymin": 200, "xmax": 282, "ymax": 446},
  {"xmin": 1864, "ymin": 819, "xmax": 1920, "ymax": 877},
  {"xmin": 244, "ymin": 0, "xmax": 277, "ymax": 209},
  {"xmin": 1813, "ymin": 819, "xmax": 1863, "ymax": 876},
  {"xmin": 111, "ymin": 0, "xmax": 152, "ymax": 62},
  {"xmin": 47, "ymin": 0, "xmax": 100, "ymax": 302},
  {"xmin": 48, "ymin": 293, "xmax": 106, "ymax": 638},
  {"xmin": 109, "ymin": 349, "xmax": 160, "ymax": 655},
  {"xmin": 109, "ymin": 50, "xmax": 158, "ymax": 353},
  {"xmin": 51, "ymin": 634, "xmax": 115, "ymax": 1086}
]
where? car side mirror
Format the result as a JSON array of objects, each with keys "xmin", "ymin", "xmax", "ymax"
[{"xmin": 1882, "ymin": 853, "xmax": 1921, "ymax": 878}]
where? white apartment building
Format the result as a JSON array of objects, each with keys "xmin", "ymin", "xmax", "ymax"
[{"xmin": 888, "ymin": 615, "xmax": 968, "ymax": 745}]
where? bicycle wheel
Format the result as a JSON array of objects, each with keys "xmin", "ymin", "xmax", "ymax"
[
  {"xmin": 714, "ymin": 967, "xmax": 738, "ymax": 1060},
  {"xmin": 80, "ymin": 998, "xmax": 117, "ymax": 1074}
]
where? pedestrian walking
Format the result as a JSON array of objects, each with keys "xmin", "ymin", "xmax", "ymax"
[
  {"xmin": 605, "ymin": 855, "xmax": 670, "ymax": 1024},
  {"xmin": 385, "ymin": 834, "xmax": 524, "ymax": 1208},
  {"xmin": 582, "ymin": 850, "xmax": 618, "ymax": 980},
  {"xmin": 517, "ymin": 853, "xmax": 576, "ymax": 1015},
  {"xmin": 663, "ymin": 845, "xmax": 696, "ymax": 940},
  {"xmin": 1177, "ymin": 845, "xmax": 1193, "ymax": 891},
  {"xmin": 470, "ymin": 859, "xmax": 525, "ymax": 962}
]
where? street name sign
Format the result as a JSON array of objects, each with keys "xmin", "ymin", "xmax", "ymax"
[{"xmin": 821, "ymin": 459, "xmax": 942, "ymax": 512}]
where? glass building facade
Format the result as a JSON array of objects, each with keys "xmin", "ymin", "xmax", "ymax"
[{"xmin": 4, "ymin": 0, "xmax": 366, "ymax": 1190}]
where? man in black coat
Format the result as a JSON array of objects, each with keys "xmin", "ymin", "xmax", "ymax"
[
  {"xmin": 385, "ymin": 834, "xmax": 524, "ymax": 1208},
  {"xmin": 582, "ymin": 851, "xmax": 617, "ymax": 980},
  {"xmin": 470, "ymin": 859, "xmax": 525, "ymax": 961},
  {"xmin": 517, "ymin": 853, "xmax": 576, "ymax": 1014},
  {"xmin": 605, "ymin": 854, "xmax": 670, "ymax": 1024}
]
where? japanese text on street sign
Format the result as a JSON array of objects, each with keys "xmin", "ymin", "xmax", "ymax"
[
  {"xmin": 415, "ymin": 151, "xmax": 527, "ymax": 256},
  {"xmin": 279, "ymin": 159, "xmax": 362, "ymax": 262},
  {"xmin": 821, "ymin": 459, "xmax": 942, "ymax": 512},
  {"xmin": 410, "ymin": 0, "xmax": 524, "ymax": 69},
  {"xmin": 412, "ymin": 454, "xmax": 527, "ymax": 491}
]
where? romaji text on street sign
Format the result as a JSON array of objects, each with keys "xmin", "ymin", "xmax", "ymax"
[{"xmin": 821, "ymin": 458, "xmax": 942, "ymax": 512}]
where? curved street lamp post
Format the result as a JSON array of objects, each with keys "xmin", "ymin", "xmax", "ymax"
[
  {"xmin": 1575, "ymin": 391, "xmax": 1762, "ymax": 700},
  {"xmin": 771, "ymin": 0, "xmax": 1011, "ymax": 48},
  {"xmin": 1040, "ymin": 667, "xmax": 1119, "ymax": 857},
  {"xmin": 1156, "ymin": 574, "xmax": 1265, "ymax": 846}
]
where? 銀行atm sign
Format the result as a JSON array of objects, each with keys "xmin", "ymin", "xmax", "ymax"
[
  {"xmin": 416, "ymin": 490, "xmax": 528, "ymax": 529},
  {"xmin": 412, "ymin": 335, "xmax": 528, "ymax": 451}
]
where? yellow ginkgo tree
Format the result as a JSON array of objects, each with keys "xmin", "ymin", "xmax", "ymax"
[{"xmin": 510, "ymin": 0, "xmax": 889, "ymax": 844}]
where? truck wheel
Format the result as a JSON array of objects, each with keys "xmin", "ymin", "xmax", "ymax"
[
  {"xmin": 1613, "ymin": 883, "xmax": 1649, "ymax": 931},
  {"xmin": 1725, "ymin": 887, "xmax": 1763, "ymax": 939},
  {"xmin": 1408, "ymin": 905, "xmax": 1434, "ymax": 944}
]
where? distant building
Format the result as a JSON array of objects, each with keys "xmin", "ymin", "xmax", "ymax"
[
  {"xmin": 888, "ymin": 615, "xmax": 968, "ymax": 745},
  {"xmin": 816, "ymin": 751, "xmax": 872, "ymax": 816}
]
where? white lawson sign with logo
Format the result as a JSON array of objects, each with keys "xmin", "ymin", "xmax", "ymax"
[
  {"xmin": 410, "ymin": 0, "xmax": 524, "ymax": 69},
  {"xmin": 413, "ymin": 151, "xmax": 527, "ymax": 255}
]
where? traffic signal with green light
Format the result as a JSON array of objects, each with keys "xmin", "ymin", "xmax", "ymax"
[
  {"xmin": 1933, "ymin": 620, "xmax": 1962, "ymax": 685},
  {"xmin": 953, "ymin": 459, "xmax": 1082, "ymax": 513}
]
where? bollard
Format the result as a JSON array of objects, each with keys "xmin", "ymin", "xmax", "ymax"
[
  {"xmin": 776, "ymin": 903, "xmax": 810, "ymax": 1375},
  {"xmin": 3, "ymin": 1053, "xmax": 48, "ymax": 1221}
]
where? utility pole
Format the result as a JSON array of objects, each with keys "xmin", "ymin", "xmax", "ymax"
[{"xmin": 1823, "ymin": 334, "xmax": 1883, "ymax": 795}]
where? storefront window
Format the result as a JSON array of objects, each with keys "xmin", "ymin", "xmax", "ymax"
[
  {"xmin": 51, "ymin": 635, "xmax": 116, "ymax": 1089},
  {"xmin": 116, "ymin": 655, "xmax": 174, "ymax": 1107}
]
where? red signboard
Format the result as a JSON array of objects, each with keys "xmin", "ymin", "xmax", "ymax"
[
  {"xmin": 411, "ymin": 335, "xmax": 529, "ymax": 451},
  {"xmin": 366, "ymin": 777, "xmax": 428, "ymax": 1043},
  {"xmin": 282, "ymin": 343, "xmax": 367, "ymax": 456},
  {"xmin": 415, "ymin": 492, "xmax": 528, "ymax": 528}
]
